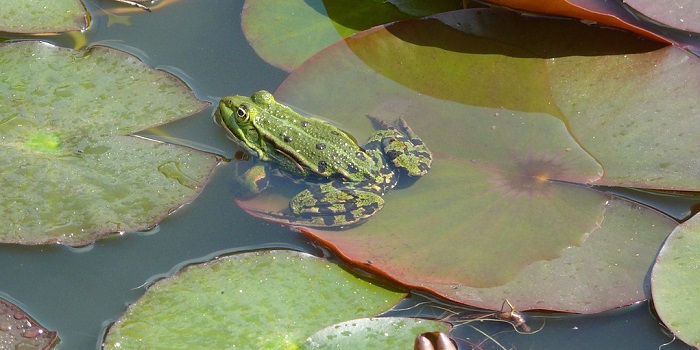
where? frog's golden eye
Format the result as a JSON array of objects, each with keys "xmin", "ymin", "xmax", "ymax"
[{"xmin": 236, "ymin": 105, "xmax": 249, "ymax": 122}]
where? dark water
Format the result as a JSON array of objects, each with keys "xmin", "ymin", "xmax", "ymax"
[{"xmin": 0, "ymin": 0, "xmax": 696, "ymax": 349}]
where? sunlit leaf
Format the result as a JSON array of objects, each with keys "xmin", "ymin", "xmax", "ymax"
[
  {"xmin": 547, "ymin": 45, "xmax": 700, "ymax": 190},
  {"xmin": 236, "ymin": 9, "xmax": 690, "ymax": 312},
  {"xmin": 0, "ymin": 41, "xmax": 216, "ymax": 245},
  {"xmin": 0, "ymin": 0, "xmax": 88, "ymax": 33},
  {"xmin": 651, "ymin": 213, "xmax": 700, "ymax": 348},
  {"xmin": 301, "ymin": 317, "xmax": 450, "ymax": 349},
  {"xmin": 0, "ymin": 298, "xmax": 58, "ymax": 349},
  {"xmin": 103, "ymin": 250, "xmax": 406, "ymax": 349},
  {"xmin": 241, "ymin": 0, "xmax": 461, "ymax": 71}
]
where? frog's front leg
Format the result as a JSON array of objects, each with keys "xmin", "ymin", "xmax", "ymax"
[
  {"xmin": 289, "ymin": 183, "xmax": 385, "ymax": 227},
  {"xmin": 234, "ymin": 164, "xmax": 270, "ymax": 197}
]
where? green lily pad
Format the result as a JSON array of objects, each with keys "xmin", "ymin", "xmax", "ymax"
[
  {"xmin": 238, "ymin": 9, "xmax": 689, "ymax": 312},
  {"xmin": 0, "ymin": 0, "xmax": 88, "ymax": 33},
  {"xmin": 0, "ymin": 41, "xmax": 216, "ymax": 245},
  {"xmin": 0, "ymin": 298, "xmax": 58, "ymax": 349},
  {"xmin": 651, "ymin": 213, "xmax": 700, "ymax": 348},
  {"xmin": 241, "ymin": 0, "xmax": 461, "ymax": 71},
  {"xmin": 301, "ymin": 317, "xmax": 450, "ymax": 349},
  {"xmin": 103, "ymin": 250, "xmax": 406, "ymax": 349}
]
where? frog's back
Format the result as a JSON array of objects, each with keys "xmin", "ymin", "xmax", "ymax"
[{"xmin": 254, "ymin": 104, "xmax": 382, "ymax": 181}]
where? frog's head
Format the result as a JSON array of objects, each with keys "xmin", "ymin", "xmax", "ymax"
[{"xmin": 216, "ymin": 90, "xmax": 276, "ymax": 159}]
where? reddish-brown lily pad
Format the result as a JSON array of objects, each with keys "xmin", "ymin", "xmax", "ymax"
[
  {"xmin": 0, "ymin": 298, "xmax": 58, "ymax": 349},
  {"xmin": 624, "ymin": 0, "xmax": 700, "ymax": 34},
  {"xmin": 234, "ymin": 9, "xmax": 692, "ymax": 313},
  {"xmin": 478, "ymin": 0, "xmax": 671, "ymax": 43}
]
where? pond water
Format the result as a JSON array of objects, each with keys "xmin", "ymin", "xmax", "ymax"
[{"xmin": 0, "ymin": 0, "xmax": 697, "ymax": 348}]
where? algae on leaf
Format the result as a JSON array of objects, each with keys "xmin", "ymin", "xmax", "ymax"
[
  {"xmin": 0, "ymin": 0, "xmax": 88, "ymax": 33},
  {"xmin": 104, "ymin": 250, "xmax": 407, "ymax": 349},
  {"xmin": 0, "ymin": 41, "xmax": 216, "ymax": 245}
]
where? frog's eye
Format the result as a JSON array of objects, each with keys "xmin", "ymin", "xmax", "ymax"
[{"xmin": 236, "ymin": 105, "xmax": 249, "ymax": 122}]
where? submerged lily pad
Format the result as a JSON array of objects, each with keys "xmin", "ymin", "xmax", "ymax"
[
  {"xmin": 237, "ymin": 9, "xmax": 692, "ymax": 312},
  {"xmin": 651, "ymin": 213, "xmax": 700, "ymax": 348},
  {"xmin": 0, "ymin": 298, "xmax": 58, "ymax": 349},
  {"xmin": 301, "ymin": 317, "xmax": 450, "ymax": 349},
  {"xmin": 103, "ymin": 250, "xmax": 407, "ymax": 349},
  {"xmin": 0, "ymin": 0, "xmax": 88, "ymax": 33},
  {"xmin": 0, "ymin": 41, "xmax": 216, "ymax": 245}
]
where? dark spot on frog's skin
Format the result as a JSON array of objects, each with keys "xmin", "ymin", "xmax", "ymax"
[
  {"xmin": 322, "ymin": 216, "xmax": 337, "ymax": 226},
  {"xmin": 386, "ymin": 150, "xmax": 402, "ymax": 159},
  {"xmin": 355, "ymin": 152, "xmax": 366, "ymax": 161},
  {"xmin": 331, "ymin": 131, "xmax": 340, "ymax": 136},
  {"xmin": 347, "ymin": 163, "xmax": 359, "ymax": 173},
  {"xmin": 283, "ymin": 135, "xmax": 293, "ymax": 143},
  {"xmin": 301, "ymin": 121, "xmax": 310, "ymax": 127},
  {"xmin": 318, "ymin": 160, "xmax": 328, "ymax": 173},
  {"xmin": 316, "ymin": 143, "xmax": 326, "ymax": 150}
]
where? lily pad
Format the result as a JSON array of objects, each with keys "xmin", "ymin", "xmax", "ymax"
[
  {"xmin": 241, "ymin": 0, "xmax": 461, "ymax": 71},
  {"xmin": 103, "ymin": 250, "xmax": 407, "ymax": 349},
  {"xmin": 477, "ymin": 0, "xmax": 671, "ymax": 43},
  {"xmin": 0, "ymin": 41, "xmax": 216, "ymax": 245},
  {"xmin": 301, "ymin": 317, "xmax": 450, "ymax": 349},
  {"xmin": 651, "ymin": 213, "xmax": 700, "ymax": 348},
  {"xmin": 0, "ymin": 298, "xmax": 58, "ymax": 349},
  {"xmin": 238, "ymin": 9, "xmax": 691, "ymax": 312},
  {"xmin": 0, "ymin": 0, "xmax": 88, "ymax": 33},
  {"xmin": 624, "ymin": 0, "xmax": 700, "ymax": 34},
  {"xmin": 547, "ymin": 45, "xmax": 700, "ymax": 190}
]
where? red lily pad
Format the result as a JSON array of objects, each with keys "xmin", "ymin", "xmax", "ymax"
[
  {"xmin": 233, "ymin": 9, "xmax": 694, "ymax": 312},
  {"xmin": 478, "ymin": 0, "xmax": 671, "ymax": 44},
  {"xmin": 625, "ymin": 0, "xmax": 700, "ymax": 34},
  {"xmin": 0, "ymin": 298, "xmax": 58, "ymax": 349}
]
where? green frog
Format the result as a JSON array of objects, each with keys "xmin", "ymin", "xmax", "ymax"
[{"xmin": 215, "ymin": 90, "xmax": 432, "ymax": 228}]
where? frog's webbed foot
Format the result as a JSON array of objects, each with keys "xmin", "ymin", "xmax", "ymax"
[{"xmin": 366, "ymin": 115, "xmax": 433, "ymax": 177}]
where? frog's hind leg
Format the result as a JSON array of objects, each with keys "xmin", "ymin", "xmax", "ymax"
[
  {"xmin": 366, "ymin": 116, "xmax": 432, "ymax": 177},
  {"xmin": 288, "ymin": 183, "xmax": 385, "ymax": 227}
]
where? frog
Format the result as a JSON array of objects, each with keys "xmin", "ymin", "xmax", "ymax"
[{"xmin": 215, "ymin": 90, "xmax": 432, "ymax": 228}]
